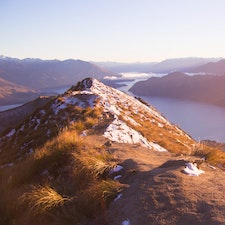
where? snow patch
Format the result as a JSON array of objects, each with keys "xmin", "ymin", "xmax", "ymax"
[
  {"xmin": 183, "ymin": 163, "xmax": 205, "ymax": 176},
  {"xmin": 6, "ymin": 129, "xmax": 16, "ymax": 137},
  {"xmin": 110, "ymin": 165, "xmax": 123, "ymax": 174},
  {"xmin": 121, "ymin": 219, "xmax": 130, "ymax": 225},
  {"xmin": 114, "ymin": 193, "xmax": 123, "ymax": 201},
  {"xmin": 103, "ymin": 118, "xmax": 153, "ymax": 148},
  {"xmin": 114, "ymin": 175, "xmax": 122, "ymax": 180},
  {"xmin": 150, "ymin": 142, "xmax": 167, "ymax": 152}
]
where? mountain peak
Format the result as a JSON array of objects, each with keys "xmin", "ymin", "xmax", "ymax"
[
  {"xmin": 1, "ymin": 78, "xmax": 194, "ymax": 164},
  {"xmin": 1, "ymin": 78, "xmax": 225, "ymax": 225}
]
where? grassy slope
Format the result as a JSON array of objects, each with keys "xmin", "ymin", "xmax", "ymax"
[{"xmin": 1, "ymin": 81, "xmax": 225, "ymax": 224}]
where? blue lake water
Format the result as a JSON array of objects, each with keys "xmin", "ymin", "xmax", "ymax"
[
  {"xmin": 140, "ymin": 96, "xmax": 225, "ymax": 142},
  {"xmin": 0, "ymin": 103, "xmax": 23, "ymax": 112},
  {"xmin": 117, "ymin": 77, "xmax": 225, "ymax": 142}
]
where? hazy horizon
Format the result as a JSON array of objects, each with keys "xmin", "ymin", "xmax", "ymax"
[{"xmin": 1, "ymin": 0, "xmax": 225, "ymax": 62}]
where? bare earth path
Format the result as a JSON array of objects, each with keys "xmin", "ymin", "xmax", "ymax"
[{"xmin": 101, "ymin": 142, "xmax": 225, "ymax": 225}]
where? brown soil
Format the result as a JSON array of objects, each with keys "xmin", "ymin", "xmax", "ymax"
[{"xmin": 92, "ymin": 140, "xmax": 225, "ymax": 225}]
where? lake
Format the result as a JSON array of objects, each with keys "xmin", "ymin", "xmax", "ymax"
[
  {"xmin": 116, "ymin": 76, "xmax": 225, "ymax": 143},
  {"xmin": 140, "ymin": 96, "xmax": 225, "ymax": 142}
]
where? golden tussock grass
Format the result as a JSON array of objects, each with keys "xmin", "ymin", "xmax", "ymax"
[
  {"xmin": 19, "ymin": 185, "xmax": 70, "ymax": 216},
  {"xmin": 0, "ymin": 127, "xmax": 122, "ymax": 225}
]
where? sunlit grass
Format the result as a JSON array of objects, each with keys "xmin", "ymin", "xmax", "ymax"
[{"xmin": 20, "ymin": 185, "xmax": 70, "ymax": 216}]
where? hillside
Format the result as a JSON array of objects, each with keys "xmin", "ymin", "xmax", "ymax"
[
  {"xmin": 0, "ymin": 77, "xmax": 39, "ymax": 105},
  {"xmin": 0, "ymin": 96, "xmax": 53, "ymax": 134},
  {"xmin": 129, "ymin": 72, "xmax": 225, "ymax": 107},
  {"xmin": 192, "ymin": 59, "xmax": 225, "ymax": 75},
  {"xmin": 0, "ymin": 78, "xmax": 225, "ymax": 225},
  {"xmin": 0, "ymin": 56, "xmax": 116, "ymax": 90}
]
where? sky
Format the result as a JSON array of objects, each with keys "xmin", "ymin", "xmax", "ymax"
[{"xmin": 1, "ymin": 0, "xmax": 225, "ymax": 62}]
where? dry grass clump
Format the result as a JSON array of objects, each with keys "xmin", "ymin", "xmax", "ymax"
[
  {"xmin": 20, "ymin": 185, "xmax": 70, "ymax": 216},
  {"xmin": 192, "ymin": 142, "xmax": 225, "ymax": 166},
  {"xmin": 73, "ymin": 148, "xmax": 117, "ymax": 178}
]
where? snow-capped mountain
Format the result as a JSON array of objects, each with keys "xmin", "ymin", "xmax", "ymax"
[{"xmin": 0, "ymin": 78, "xmax": 194, "ymax": 165}]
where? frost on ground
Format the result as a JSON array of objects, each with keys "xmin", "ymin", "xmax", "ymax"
[
  {"xmin": 121, "ymin": 219, "xmax": 130, "ymax": 225},
  {"xmin": 183, "ymin": 162, "xmax": 205, "ymax": 176}
]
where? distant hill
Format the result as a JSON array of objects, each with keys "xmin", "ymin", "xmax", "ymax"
[
  {"xmin": 0, "ymin": 77, "xmax": 39, "ymax": 105},
  {"xmin": 146, "ymin": 57, "xmax": 222, "ymax": 73},
  {"xmin": 0, "ymin": 96, "xmax": 53, "ymax": 134},
  {"xmin": 0, "ymin": 56, "xmax": 117, "ymax": 90},
  {"xmin": 129, "ymin": 72, "xmax": 225, "ymax": 107},
  {"xmin": 96, "ymin": 57, "xmax": 221, "ymax": 73},
  {"xmin": 0, "ymin": 56, "xmax": 117, "ymax": 105},
  {"xmin": 191, "ymin": 59, "xmax": 225, "ymax": 75}
]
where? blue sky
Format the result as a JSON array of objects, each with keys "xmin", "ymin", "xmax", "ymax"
[{"xmin": 1, "ymin": 0, "xmax": 225, "ymax": 62}]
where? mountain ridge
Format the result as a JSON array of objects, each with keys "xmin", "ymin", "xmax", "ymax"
[
  {"xmin": 1, "ymin": 78, "xmax": 225, "ymax": 225},
  {"xmin": 95, "ymin": 57, "xmax": 222, "ymax": 73},
  {"xmin": 0, "ymin": 56, "xmax": 118, "ymax": 105},
  {"xmin": 129, "ymin": 72, "xmax": 225, "ymax": 107}
]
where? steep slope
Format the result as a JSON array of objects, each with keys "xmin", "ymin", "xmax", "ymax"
[
  {"xmin": 0, "ymin": 96, "xmax": 53, "ymax": 134},
  {"xmin": 129, "ymin": 72, "xmax": 225, "ymax": 107},
  {"xmin": 0, "ymin": 78, "xmax": 195, "ymax": 165},
  {"xmin": 1, "ymin": 78, "xmax": 225, "ymax": 225}
]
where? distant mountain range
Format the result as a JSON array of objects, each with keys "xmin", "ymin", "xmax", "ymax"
[
  {"xmin": 0, "ymin": 56, "xmax": 117, "ymax": 105},
  {"xmin": 191, "ymin": 59, "xmax": 225, "ymax": 75},
  {"xmin": 129, "ymin": 72, "xmax": 225, "ymax": 107},
  {"xmin": 96, "ymin": 57, "xmax": 222, "ymax": 73},
  {"xmin": 1, "ymin": 55, "xmax": 225, "ymax": 106}
]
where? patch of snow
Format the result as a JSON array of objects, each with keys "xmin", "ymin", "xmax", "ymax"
[
  {"xmin": 183, "ymin": 163, "xmax": 205, "ymax": 176},
  {"xmin": 47, "ymin": 129, "xmax": 51, "ymax": 137},
  {"xmin": 121, "ymin": 219, "xmax": 130, "ymax": 225},
  {"xmin": 207, "ymin": 164, "xmax": 216, "ymax": 170},
  {"xmin": 52, "ymin": 102, "xmax": 67, "ymax": 115},
  {"xmin": 40, "ymin": 109, "xmax": 46, "ymax": 115},
  {"xmin": 0, "ymin": 162, "xmax": 14, "ymax": 169},
  {"xmin": 158, "ymin": 122, "xmax": 164, "ymax": 128},
  {"xmin": 20, "ymin": 124, "xmax": 25, "ymax": 131},
  {"xmin": 150, "ymin": 142, "xmax": 167, "ymax": 152},
  {"xmin": 6, "ymin": 129, "xmax": 16, "ymax": 137},
  {"xmin": 114, "ymin": 175, "xmax": 122, "ymax": 180},
  {"xmin": 34, "ymin": 119, "xmax": 41, "ymax": 130},
  {"xmin": 114, "ymin": 193, "xmax": 123, "ymax": 201},
  {"xmin": 110, "ymin": 165, "xmax": 123, "ymax": 174},
  {"xmin": 103, "ymin": 118, "xmax": 153, "ymax": 148}
]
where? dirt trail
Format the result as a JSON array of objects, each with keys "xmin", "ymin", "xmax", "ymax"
[{"xmin": 103, "ymin": 142, "xmax": 225, "ymax": 225}]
